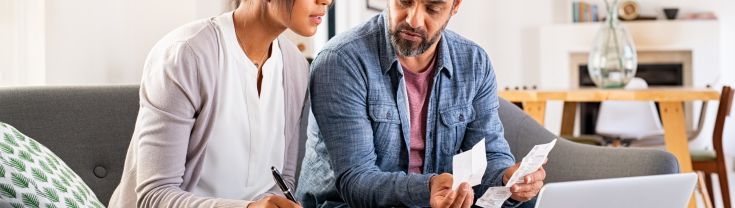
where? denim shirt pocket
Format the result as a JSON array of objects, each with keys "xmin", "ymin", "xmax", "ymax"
[
  {"xmin": 368, "ymin": 104, "xmax": 402, "ymax": 166},
  {"xmin": 439, "ymin": 105, "xmax": 475, "ymax": 155}
]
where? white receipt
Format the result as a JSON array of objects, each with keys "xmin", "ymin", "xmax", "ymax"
[
  {"xmin": 476, "ymin": 139, "xmax": 557, "ymax": 208},
  {"xmin": 476, "ymin": 187, "xmax": 512, "ymax": 208},
  {"xmin": 452, "ymin": 138, "xmax": 488, "ymax": 190}
]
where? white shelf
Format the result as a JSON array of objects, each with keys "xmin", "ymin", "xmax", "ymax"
[
  {"xmin": 541, "ymin": 20, "xmax": 720, "ymax": 53},
  {"xmin": 558, "ymin": 19, "xmax": 718, "ymax": 27}
]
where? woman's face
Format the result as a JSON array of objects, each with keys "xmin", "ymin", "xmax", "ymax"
[{"xmin": 272, "ymin": 0, "xmax": 331, "ymax": 37}]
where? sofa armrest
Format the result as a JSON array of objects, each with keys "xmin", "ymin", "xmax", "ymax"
[{"xmin": 498, "ymin": 99, "xmax": 679, "ymax": 183}]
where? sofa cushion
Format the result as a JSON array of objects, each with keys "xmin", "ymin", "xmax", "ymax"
[{"xmin": 0, "ymin": 122, "xmax": 105, "ymax": 208}]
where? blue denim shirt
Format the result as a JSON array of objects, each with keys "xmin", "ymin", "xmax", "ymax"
[{"xmin": 297, "ymin": 13, "xmax": 518, "ymax": 208}]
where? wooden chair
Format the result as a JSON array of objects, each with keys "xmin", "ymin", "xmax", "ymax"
[{"xmin": 692, "ymin": 85, "xmax": 734, "ymax": 208}]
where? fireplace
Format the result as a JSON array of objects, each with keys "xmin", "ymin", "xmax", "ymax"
[{"xmin": 578, "ymin": 64, "xmax": 684, "ymax": 87}]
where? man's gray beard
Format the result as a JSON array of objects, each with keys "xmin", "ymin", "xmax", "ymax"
[
  {"xmin": 388, "ymin": 21, "xmax": 448, "ymax": 57},
  {"xmin": 390, "ymin": 32, "xmax": 438, "ymax": 57}
]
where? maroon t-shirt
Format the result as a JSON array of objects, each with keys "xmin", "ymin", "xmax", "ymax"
[{"xmin": 401, "ymin": 58, "xmax": 436, "ymax": 174}]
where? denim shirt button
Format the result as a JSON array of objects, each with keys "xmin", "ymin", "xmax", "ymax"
[
  {"xmin": 459, "ymin": 114, "xmax": 465, "ymax": 122},
  {"xmin": 386, "ymin": 112, "xmax": 391, "ymax": 118}
]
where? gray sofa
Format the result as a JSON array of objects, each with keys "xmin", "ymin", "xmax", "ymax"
[{"xmin": 0, "ymin": 85, "xmax": 679, "ymax": 205}]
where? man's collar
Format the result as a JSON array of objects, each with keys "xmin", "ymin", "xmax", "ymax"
[{"xmin": 378, "ymin": 12, "xmax": 454, "ymax": 78}]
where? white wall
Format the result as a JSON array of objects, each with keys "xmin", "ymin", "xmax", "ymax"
[
  {"xmin": 334, "ymin": 0, "xmax": 380, "ymax": 34},
  {"xmin": 448, "ymin": 1, "xmax": 554, "ymax": 90},
  {"xmin": 0, "ymin": 0, "xmax": 19, "ymax": 85},
  {"xmin": 0, "ymin": 0, "xmax": 231, "ymax": 86},
  {"xmin": 1, "ymin": 0, "xmax": 46, "ymax": 86},
  {"xmin": 0, "ymin": 0, "xmax": 324, "ymax": 86},
  {"xmin": 43, "ymin": 0, "xmax": 203, "ymax": 85}
]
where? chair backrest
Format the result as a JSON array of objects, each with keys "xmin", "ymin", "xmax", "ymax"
[
  {"xmin": 595, "ymin": 78, "xmax": 664, "ymax": 139},
  {"xmin": 498, "ymin": 98, "xmax": 679, "ymax": 185},
  {"xmin": 713, "ymin": 86, "xmax": 734, "ymax": 160},
  {"xmin": 687, "ymin": 100, "xmax": 710, "ymax": 141}
]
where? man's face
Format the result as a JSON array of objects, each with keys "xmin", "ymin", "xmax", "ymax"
[{"xmin": 388, "ymin": 0, "xmax": 458, "ymax": 57}]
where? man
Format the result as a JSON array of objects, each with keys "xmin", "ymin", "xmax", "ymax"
[{"xmin": 297, "ymin": 0, "xmax": 545, "ymax": 207}]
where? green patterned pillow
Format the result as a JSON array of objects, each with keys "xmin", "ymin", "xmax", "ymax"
[{"xmin": 0, "ymin": 122, "xmax": 104, "ymax": 208}]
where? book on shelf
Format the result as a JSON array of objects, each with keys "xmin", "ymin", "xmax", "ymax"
[{"xmin": 572, "ymin": 1, "xmax": 600, "ymax": 23}]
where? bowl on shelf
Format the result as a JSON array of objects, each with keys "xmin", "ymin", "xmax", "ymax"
[{"xmin": 663, "ymin": 8, "xmax": 679, "ymax": 20}]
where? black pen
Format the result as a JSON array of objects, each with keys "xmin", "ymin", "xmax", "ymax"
[{"xmin": 271, "ymin": 166, "xmax": 297, "ymax": 202}]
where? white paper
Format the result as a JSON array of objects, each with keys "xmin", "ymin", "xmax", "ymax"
[
  {"xmin": 451, "ymin": 138, "xmax": 487, "ymax": 190},
  {"xmin": 505, "ymin": 139, "xmax": 556, "ymax": 187},
  {"xmin": 476, "ymin": 187, "xmax": 512, "ymax": 208},
  {"xmin": 476, "ymin": 139, "xmax": 557, "ymax": 208}
]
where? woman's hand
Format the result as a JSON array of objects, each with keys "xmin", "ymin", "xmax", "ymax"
[{"xmin": 247, "ymin": 195, "xmax": 301, "ymax": 208}]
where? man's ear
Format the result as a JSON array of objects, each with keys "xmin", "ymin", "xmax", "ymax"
[{"xmin": 451, "ymin": 0, "xmax": 462, "ymax": 16}]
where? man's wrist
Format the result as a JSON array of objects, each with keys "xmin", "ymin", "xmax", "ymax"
[{"xmin": 405, "ymin": 173, "xmax": 435, "ymax": 207}]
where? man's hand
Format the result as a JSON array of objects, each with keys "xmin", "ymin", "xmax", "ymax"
[
  {"xmin": 247, "ymin": 195, "xmax": 301, "ymax": 208},
  {"xmin": 502, "ymin": 163, "xmax": 546, "ymax": 202},
  {"xmin": 430, "ymin": 173, "xmax": 474, "ymax": 208}
]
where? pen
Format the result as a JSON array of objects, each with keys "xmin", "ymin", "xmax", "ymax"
[{"xmin": 271, "ymin": 166, "xmax": 297, "ymax": 202}]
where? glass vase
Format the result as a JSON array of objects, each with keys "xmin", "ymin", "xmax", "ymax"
[{"xmin": 587, "ymin": 0, "xmax": 638, "ymax": 88}]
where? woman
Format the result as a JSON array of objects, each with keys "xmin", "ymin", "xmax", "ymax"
[{"xmin": 109, "ymin": 0, "xmax": 330, "ymax": 207}]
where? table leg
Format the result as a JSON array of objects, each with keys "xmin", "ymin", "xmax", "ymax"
[
  {"xmin": 560, "ymin": 102, "xmax": 577, "ymax": 137},
  {"xmin": 697, "ymin": 171, "xmax": 714, "ymax": 208},
  {"xmin": 659, "ymin": 101, "xmax": 693, "ymax": 171},
  {"xmin": 659, "ymin": 101, "xmax": 696, "ymax": 208},
  {"xmin": 522, "ymin": 101, "xmax": 546, "ymax": 125}
]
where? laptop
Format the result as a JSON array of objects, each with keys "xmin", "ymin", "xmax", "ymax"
[{"xmin": 534, "ymin": 173, "xmax": 697, "ymax": 208}]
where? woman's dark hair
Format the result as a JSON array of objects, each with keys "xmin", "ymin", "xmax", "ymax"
[{"xmin": 232, "ymin": 0, "xmax": 295, "ymax": 14}]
